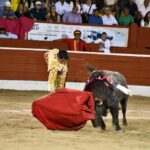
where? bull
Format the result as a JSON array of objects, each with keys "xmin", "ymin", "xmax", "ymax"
[{"xmin": 84, "ymin": 66, "xmax": 130, "ymax": 131}]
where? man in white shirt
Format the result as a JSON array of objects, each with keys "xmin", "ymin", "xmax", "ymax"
[
  {"xmin": 102, "ymin": 7, "xmax": 118, "ymax": 25},
  {"xmin": 55, "ymin": 0, "xmax": 70, "ymax": 17},
  {"xmin": 94, "ymin": 32, "xmax": 111, "ymax": 53}
]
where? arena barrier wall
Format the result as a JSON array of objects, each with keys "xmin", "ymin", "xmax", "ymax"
[{"xmin": 0, "ymin": 48, "xmax": 150, "ymax": 86}]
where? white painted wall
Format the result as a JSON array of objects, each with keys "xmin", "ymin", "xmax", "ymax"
[{"xmin": 0, "ymin": 80, "xmax": 150, "ymax": 97}]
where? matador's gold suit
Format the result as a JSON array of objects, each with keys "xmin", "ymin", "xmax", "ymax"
[{"xmin": 47, "ymin": 49, "xmax": 68, "ymax": 92}]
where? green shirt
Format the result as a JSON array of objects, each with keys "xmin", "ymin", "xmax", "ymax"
[{"xmin": 119, "ymin": 15, "xmax": 134, "ymax": 26}]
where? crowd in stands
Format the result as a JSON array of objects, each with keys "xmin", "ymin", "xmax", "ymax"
[{"xmin": 0, "ymin": 0, "xmax": 150, "ymax": 27}]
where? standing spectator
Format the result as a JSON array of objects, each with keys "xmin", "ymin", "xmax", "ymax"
[
  {"xmin": 88, "ymin": 9, "xmax": 103, "ymax": 25},
  {"xmin": 0, "ymin": 0, "xmax": 7, "ymax": 10},
  {"xmin": 15, "ymin": 2, "xmax": 30, "ymax": 18},
  {"xmin": 0, "ymin": 27, "xmax": 18, "ymax": 39},
  {"xmin": 55, "ymin": 0, "xmax": 70, "ymax": 20},
  {"xmin": 82, "ymin": 0, "xmax": 96, "ymax": 14},
  {"xmin": 102, "ymin": 7, "xmax": 118, "ymax": 25},
  {"xmin": 95, "ymin": 0, "xmax": 105, "ymax": 10},
  {"xmin": 141, "ymin": 11, "xmax": 150, "ymax": 27},
  {"xmin": 139, "ymin": 0, "xmax": 150, "ymax": 18},
  {"xmin": 63, "ymin": 30, "xmax": 90, "ymax": 51},
  {"xmin": 46, "ymin": 5, "xmax": 61, "ymax": 22},
  {"xmin": 62, "ymin": 6, "xmax": 82, "ymax": 23},
  {"xmin": 119, "ymin": 7, "xmax": 134, "ymax": 26},
  {"xmin": 82, "ymin": 0, "xmax": 97, "ymax": 23},
  {"xmin": 11, "ymin": 0, "xmax": 20, "ymax": 11},
  {"xmin": 0, "ymin": 1, "xmax": 16, "ymax": 19},
  {"xmin": 135, "ymin": 0, "xmax": 145, "ymax": 9},
  {"xmin": 29, "ymin": 1, "xmax": 47, "ymax": 21},
  {"xmin": 94, "ymin": 32, "xmax": 111, "ymax": 53},
  {"xmin": 69, "ymin": 0, "xmax": 82, "ymax": 13}
]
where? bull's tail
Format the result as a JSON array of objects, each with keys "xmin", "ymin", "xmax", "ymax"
[{"xmin": 85, "ymin": 64, "xmax": 96, "ymax": 72}]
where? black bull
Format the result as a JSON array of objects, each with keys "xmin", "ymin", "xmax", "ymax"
[{"xmin": 84, "ymin": 70, "xmax": 128, "ymax": 131}]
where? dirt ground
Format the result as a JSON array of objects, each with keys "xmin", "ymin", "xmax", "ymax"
[{"xmin": 0, "ymin": 90, "xmax": 150, "ymax": 150}]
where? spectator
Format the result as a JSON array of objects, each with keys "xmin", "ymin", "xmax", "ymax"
[
  {"xmin": 141, "ymin": 11, "xmax": 150, "ymax": 27},
  {"xmin": 46, "ymin": 5, "xmax": 61, "ymax": 22},
  {"xmin": 94, "ymin": 32, "xmax": 111, "ymax": 53},
  {"xmin": 0, "ymin": 1, "xmax": 16, "ymax": 19},
  {"xmin": 135, "ymin": 0, "xmax": 145, "ymax": 9},
  {"xmin": 55, "ymin": 0, "xmax": 70, "ymax": 20},
  {"xmin": 15, "ymin": 2, "xmax": 30, "ymax": 18},
  {"xmin": 82, "ymin": 0, "xmax": 97, "ymax": 23},
  {"xmin": 0, "ymin": 0, "xmax": 7, "ymax": 10},
  {"xmin": 102, "ymin": 7, "xmax": 118, "ymax": 25},
  {"xmin": 119, "ymin": 7, "xmax": 134, "ymax": 26},
  {"xmin": 29, "ymin": 1, "xmax": 47, "ymax": 21},
  {"xmin": 69, "ymin": 0, "xmax": 82, "ymax": 13},
  {"xmin": 62, "ymin": 6, "xmax": 82, "ymax": 23},
  {"xmin": 95, "ymin": 0, "xmax": 105, "ymax": 10},
  {"xmin": 11, "ymin": 0, "xmax": 20, "ymax": 11},
  {"xmin": 63, "ymin": 30, "xmax": 90, "ymax": 51},
  {"xmin": 112, "ymin": 0, "xmax": 127, "ymax": 20},
  {"xmin": 124, "ymin": 0, "xmax": 138, "ymax": 18},
  {"xmin": 139, "ymin": 0, "xmax": 150, "ymax": 18},
  {"xmin": 0, "ymin": 27, "xmax": 18, "ymax": 39},
  {"xmin": 88, "ymin": 8, "xmax": 103, "ymax": 25}
]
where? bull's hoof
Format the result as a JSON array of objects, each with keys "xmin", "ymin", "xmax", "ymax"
[
  {"xmin": 123, "ymin": 119, "xmax": 128, "ymax": 126},
  {"xmin": 115, "ymin": 126, "xmax": 121, "ymax": 131},
  {"xmin": 101, "ymin": 126, "xmax": 106, "ymax": 130},
  {"xmin": 115, "ymin": 129, "xmax": 122, "ymax": 133}
]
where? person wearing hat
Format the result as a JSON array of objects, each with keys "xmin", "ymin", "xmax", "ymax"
[
  {"xmin": 29, "ymin": 0, "xmax": 47, "ymax": 21},
  {"xmin": 62, "ymin": 30, "xmax": 90, "ymax": 51},
  {"xmin": 0, "ymin": 1, "xmax": 16, "ymax": 19}
]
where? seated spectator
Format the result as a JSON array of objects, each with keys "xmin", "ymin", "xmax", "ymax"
[
  {"xmin": 29, "ymin": 1, "xmax": 47, "ymax": 21},
  {"xmin": 46, "ymin": 5, "xmax": 61, "ymax": 22},
  {"xmin": 63, "ymin": 30, "xmax": 90, "ymax": 51},
  {"xmin": 141, "ymin": 11, "xmax": 150, "ymax": 27},
  {"xmin": 62, "ymin": 6, "xmax": 82, "ymax": 23},
  {"xmin": 94, "ymin": 32, "xmax": 111, "ymax": 53},
  {"xmin": 88, "ymin": 8, "xmax": 103, "ymax": 25},
  {"xmin": 0, "ymin": 27, "xmax": 18, "ymax": 39},
  {"xmin": 119, "ymin": 7, "xmax": 134, "ymax": 26},
  {"xmin": 102, "ymin": 7, "xmax": 118, "ymax": 25},
  {"xmin": 55, "ymin": 0, "xmax": 70, "ymax": 20},
  {"xmin": 69, "ymin": 0, "xmax": 82, "ymax": 13},
  {"xmin": 0, "ymin": 1, "xmax": 16, "ymax": 19},
  {"xmin": 15, "ymin": 2, "xmax": 30, "ymax": 18},
  {"xmin": 139, "ymin": 0, "xmax": 150, "ymax": 18},
  {"xmin": 82, "ymin": 0, "xmax": 97, "ymax": 23}
]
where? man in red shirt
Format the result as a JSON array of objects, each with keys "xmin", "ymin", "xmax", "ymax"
[{"xmin": 63, "ymin": 30, "xmax": 90, "ymax": 51}]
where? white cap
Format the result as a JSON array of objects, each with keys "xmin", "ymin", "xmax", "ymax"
[
  {"xmin": 5, "ymin": 1, "xmax": 11, "ymax": 7},
  {"xmin": 35, "ymin": 1, "xmax": 42, "ymax": 5}
]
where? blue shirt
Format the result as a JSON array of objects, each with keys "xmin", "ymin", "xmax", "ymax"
[{"xmin": 88, "ymin": 14, "xmax": 103, "ymax": 25}]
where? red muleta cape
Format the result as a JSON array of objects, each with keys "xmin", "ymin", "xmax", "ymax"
[{"xmin": 32, "ymin": 88, "xmax": 95, "ymax": 131}]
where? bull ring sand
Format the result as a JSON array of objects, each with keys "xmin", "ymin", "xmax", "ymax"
[{"xmin": 0, "ymin": 90, "xmax": 150, "ymax": 150}]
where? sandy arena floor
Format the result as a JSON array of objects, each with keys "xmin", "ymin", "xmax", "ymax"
[{"xmin": 0, "ymin": 90, "xmax": 150, "ymax": 150}]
